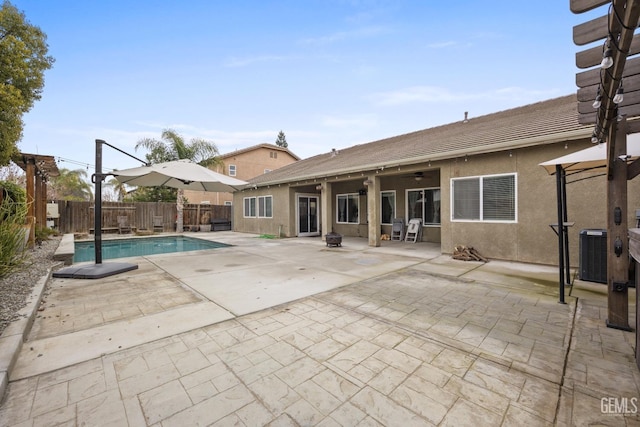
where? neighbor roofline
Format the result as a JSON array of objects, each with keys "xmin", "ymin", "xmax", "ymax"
[{"xmin": 220, "ymin": 143, "xmax": 301, "ymax": 161}]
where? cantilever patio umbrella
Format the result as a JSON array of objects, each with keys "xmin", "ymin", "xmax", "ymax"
[
  {"xmin": 53, "ymin": 154, "xmax": 249, "ymax": 280},
  {"xmin": 112, "ymin": 159, "xmax": 248, "ymax": 192},
  {"xmin": 114, "ymin": 159, "xmax": 249, "ymax": 234}
]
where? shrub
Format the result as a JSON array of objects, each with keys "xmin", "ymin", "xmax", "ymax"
[
  {"xmin": 0, "ymin": 182, "xmax": 29, "ymax": 278},
  {"xmin": 35, "ymin": 225, "xmax": 57, "ymax": 245},
  {"xmin": 0, "ymin": 180, "xmax": 26, "ymax": 221}
]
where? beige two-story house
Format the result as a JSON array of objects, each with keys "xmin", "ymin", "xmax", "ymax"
[{"xmin": 185, "ymin": 143, "xmax": 299, "ymax": 205}]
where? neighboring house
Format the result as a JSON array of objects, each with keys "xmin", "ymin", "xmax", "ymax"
[
  {"xmin": 233, "ymin": 94, "xmax": 640, "ymax": 266},
  {"xmin": 184, "ymin": 144, "xmax": 300, "ymax": 205}
]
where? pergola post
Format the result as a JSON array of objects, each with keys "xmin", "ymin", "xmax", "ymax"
[
  {"xmin": 606, "ymin": 117, "xmax": 631, "ymax": 331},
  {"xmin": 25, "ymin": 158, "xmax": 35, "ymax": 248}
]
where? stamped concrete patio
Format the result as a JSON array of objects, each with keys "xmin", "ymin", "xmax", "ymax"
[{"xmin": 0, "ymin": 232, "xmax": 638, "ymax": 426}]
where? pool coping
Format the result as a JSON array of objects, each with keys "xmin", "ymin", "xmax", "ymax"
[
  {"xmin": 71, "ymin": 234, "xmax": 230, "ymax": 263},
  {"xmin": 0, "ymin": 266, "xmax": 55, "ymax": 401},
  {"xmin": 52, "ymin": 234, "xmax": 74, "ymax": 265}
]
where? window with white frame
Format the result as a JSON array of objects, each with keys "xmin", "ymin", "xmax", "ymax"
[
  {"xmin": 406, "ymin": 188, "xmax": 440, "ymax": 225},
  {"xmin": 229, "ymin": 164, "xmax": 237, "ymax": 176},
  {"xmin": 243, "ymin": 197, "xmax": 256, "ymax": 217},
  {"xmin": 244, "ymin": 196, "xmax": 273, "ymax": 217},
  {"xmin": 258, "ymin": 196, "xmax": 273, "ymax": 218},
  {"xmin": 224, "ymin": 201, "xmax": 232, "ymax": 206},
  {"xmin": 381, "ymin": 191, "xmax": 396, "ymax": 225},
  {"xmin": 337, "ymin": 193, "xmax": 359, "ymax": 223},
  {"xmin": 451, "ymin": 173, "xmax": 516, "ymax": 222}
]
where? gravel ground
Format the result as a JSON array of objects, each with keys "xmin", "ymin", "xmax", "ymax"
[{"xmin": 0, "ymin": 236, "xmax": 61, "ymax": 336}]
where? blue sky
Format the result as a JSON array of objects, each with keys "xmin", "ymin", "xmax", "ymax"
[{"xmin": 12, "ymin": 1, "xmax": 601, "ymax": 173}]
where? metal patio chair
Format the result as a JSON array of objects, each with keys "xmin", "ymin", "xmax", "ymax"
[
  {"xmin": 117, "ymin": 216, "xmax": 132, "ymax": 234},
  {"xmin": 404, "ymin": 218, "xmax": 422, "ymax": 243},
  {"xmin": 391, "ymin": 218, "xmax": 405, "ymax": 241},
  {"xmin": 152, "ymin": 216, "xmax": 164, "ymax": 232}
]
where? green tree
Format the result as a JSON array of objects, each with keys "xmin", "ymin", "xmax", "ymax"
[
  {"xmin": 0, "ymin": 1, "xmax": 54, "ymax": 166},
  {"xmin": 135, "ymin": 129, "xmax": 222, "ymax": 232},
  {"xmin": 49, "ymin": 168, "xmax": 93, "ymax": 201},
  {"xmin": 275, "ymin": 130, "xmax": 288, "ymax": 148}
]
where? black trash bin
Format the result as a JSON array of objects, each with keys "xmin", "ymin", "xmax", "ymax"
[{"xmin": 579, "ymin": 229, "xmax": 607, "ymax": 283}]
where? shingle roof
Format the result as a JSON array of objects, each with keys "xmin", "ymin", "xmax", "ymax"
[
  {"xmin": 250, "ymin": 94, "xmax": 591, "ymax": 186},
  {"xmin": 221, "ymin": 143, "xmax": 300, "ymax": 161}
]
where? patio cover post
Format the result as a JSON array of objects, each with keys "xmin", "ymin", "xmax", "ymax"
[
  {"xmin": 321, "ymin": 181, "xmax": 332, "ymax": 240},
  {"xmin": 367, "ymin": 175, "xmax": 380, "ymax": 247}
]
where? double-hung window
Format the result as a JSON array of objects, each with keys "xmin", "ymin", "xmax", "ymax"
[
  {"xmin": 337, "ymin": 193, "xmax": 359, "ymax": 223},
  {"xmin": 243, "ymin": 197, "xmax": 256, "ymax": 217},
  {"xmin": 451, "ymin": 173, "xmax": 516, "ymax": 222},
  {"xmin": 229, "ymin": 164, "xmax": 237, "ymax": 176},
  {"xmin": 257, "ymin": 196, "xmax": 273, "ymax": 218},
  {"xmin": 406, "ymin": 188, "xmax": 441, "ymax": 225}
]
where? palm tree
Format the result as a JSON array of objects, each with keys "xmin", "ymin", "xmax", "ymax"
[
  {"xmin": 106, "ymin": 176, "xmax": 127, "ymax": 202},
  {"xmin": 49, "ymin": 168, "xmax": 93, "ymax": 201},
  {"xmin": 135, "ymin": 129, "xmax": 222, "ymax": 232}
]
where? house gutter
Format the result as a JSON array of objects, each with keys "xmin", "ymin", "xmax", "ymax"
[{"xmin": 246, "ymin": 128, "xmax": 592, "ymax": 189}]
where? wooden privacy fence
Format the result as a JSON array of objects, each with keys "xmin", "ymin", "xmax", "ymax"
[{"xmin": 52, "ymin": 201, "xmax": 232, "ymax": 234}]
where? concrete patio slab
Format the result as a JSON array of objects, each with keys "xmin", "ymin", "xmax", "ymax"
[
  {"xmin": 0, "ymin": 232, "xmax": 638, "ymax": 426},
  {"xmin": 11, "ymin": 301, "xmax": 233, "ymax": 380}
]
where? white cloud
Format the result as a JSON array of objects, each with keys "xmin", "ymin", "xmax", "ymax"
[
  {"xmin": 369, "ymin": 86, "xmax": 564, "ymax": 107},
  {"xmin": 320, "ymin": 114, "xmax": 378, "ymax": 129},
  {"xmin": 298, "ymin": 26, "xmax": 388, "ymax": 46},
  {"xmin": 223, "ymin": 55, "xmax": 287, "ymax": 68},
  {"xmin": 427, "ymin": 41, "xmax": 458, "ymax": 49},
  {"xmin": 369, "ymin": 86, "xmax": 463, "ymax": 106}
]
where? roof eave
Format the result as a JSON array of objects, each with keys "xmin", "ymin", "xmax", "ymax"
[{"xmin": 248, "ymin": 128, "xmax": 592, "ymax": 188}]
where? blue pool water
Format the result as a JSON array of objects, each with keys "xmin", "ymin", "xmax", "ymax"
[{"xmin": 74, "ymin": 236, "xmax": 230, "ymax": 263}]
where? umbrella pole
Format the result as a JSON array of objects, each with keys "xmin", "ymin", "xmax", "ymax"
[
  {"xmin": 94, "ymin": 139, "xmax": 104, "ymax": 264},
  {"xmin": 556, "ymin": 164, "xmax": 566, "ymax": 304},
  {"xmin": 51, "ymin": 139, "xmax": 142, "ymax": 279},
  {"xmin": 561, "ymin": 168, "xmax": 571, "ymax": 286}
]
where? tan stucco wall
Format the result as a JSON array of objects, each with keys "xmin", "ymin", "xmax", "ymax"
[
  {"xmin": 232, "ymin": 139, "xmax": 640, "ymax": 266},
  {"xmin": 185, "ymin": 147, "xmax": 298, "ymax": 205},
  {"xmin": 440, "ymin": 140, "xmax": 640, "ymax": 265},
  {"xmin": 233, "ymin": 185, "xmax": 293, "ymax": 237}
]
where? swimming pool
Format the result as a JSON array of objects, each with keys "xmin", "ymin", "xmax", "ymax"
[{"xmin": 74, "ymin": 236, "xmax": 230, "ymax": 263}]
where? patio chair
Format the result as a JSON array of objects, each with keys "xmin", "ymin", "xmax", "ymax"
[
  {"xmin": 152, "ymin": 216, "xmax": 164, "ymax": 232},
  {"xmin": 404, "ymin": 218, "xmax": 422, "ymax": 243},
  {"xmin": 117, "ymin": 216, "xmax": 132, "ymax": 234},
  {"xmin": 391, "ymin": 218, "xmax": 404, "ymax": 241}
]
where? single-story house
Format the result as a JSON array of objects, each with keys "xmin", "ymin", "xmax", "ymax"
[{"xmin": 232, "ymin": 94, "xmax": 640, "ymax": 266}]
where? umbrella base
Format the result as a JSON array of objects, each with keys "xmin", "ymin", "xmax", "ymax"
[{"xmin": 53, "ymin": 262, "xmax": 138, "ymax": 279}]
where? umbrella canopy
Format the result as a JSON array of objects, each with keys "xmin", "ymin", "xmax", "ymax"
[
  {"xmin": 539, "ymin": 133, "xmax": 640, "ymax": 175},
  {"xmin": 113, "ymin": 159, "xmax": 248, "ymax": 192}
]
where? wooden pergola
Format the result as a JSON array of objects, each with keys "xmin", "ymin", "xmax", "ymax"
[
  {"xmin": 11, "ymin": 152, "xmax": 60, "ymax": 248},
  {"xmin": 573, "ymin": 0, "xmax": 640, "ymax": 334}
]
